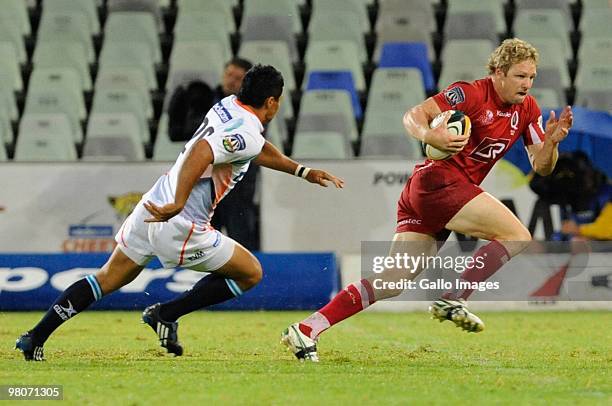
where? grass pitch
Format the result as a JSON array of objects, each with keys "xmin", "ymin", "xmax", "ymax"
[{"xmin": 0, "ymin": 311, "xmax": 610, "ymax": 405}]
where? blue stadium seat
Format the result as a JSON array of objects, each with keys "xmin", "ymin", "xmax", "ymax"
[
  {"xmin": 304, "ymin": 71, "xmax": 362, "ymax": 120},
  {"xmin": 378, "ymin": 42, "xmax": 435, "ymax": 91}
]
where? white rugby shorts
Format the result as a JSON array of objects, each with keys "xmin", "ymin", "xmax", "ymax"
[{"xmin": 115, "ymin": 201, "xmax": 235, "ymax": 271}]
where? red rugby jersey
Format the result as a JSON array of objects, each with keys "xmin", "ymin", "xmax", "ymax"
[{"xmin": 430, "ymin": 77, "xmax": 546, "ymax": 185}]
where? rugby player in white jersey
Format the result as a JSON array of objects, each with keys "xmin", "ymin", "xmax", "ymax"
[{"xmin": 16, "ymin": 65, "xmax": 344, "ymax": 361}]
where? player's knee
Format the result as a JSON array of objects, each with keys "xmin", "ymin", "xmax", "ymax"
[
  {"xmin": 510, "ymin": 225, "xmax": 532, "ymax": 250},
  {"xmin": 243, "ymin": 259, "xmax": 263, "ymax": 289},
  {"xmin": 497, "ymin": 225, "xmax": 531, "ymax": 257}
]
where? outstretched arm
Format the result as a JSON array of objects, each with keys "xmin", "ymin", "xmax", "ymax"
[
  {"xmin": 144, "ymin": 140, "xmax": 214, "ymax": 222},
  {"xmin": 527, "ymin": 106, "xmax": 573, "ymax": 176},
  {"xmin": 254, "ymin": 141, "xmax": 344, "ymax": 188}
]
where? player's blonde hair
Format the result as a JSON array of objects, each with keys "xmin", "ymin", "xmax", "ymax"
[{"xmin": 487, "ymin": 38, "xmax": 539, "ymax": 75}]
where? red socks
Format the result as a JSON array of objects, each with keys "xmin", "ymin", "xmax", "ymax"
[
  {"xmin": 299, "ymin": 279, "xmax": 375, "ymax": 339},
  {"xmin": 444, "ymin": 240, "xmax": 511, "ymax": 300}
]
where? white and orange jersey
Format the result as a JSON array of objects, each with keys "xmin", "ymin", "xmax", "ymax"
[{"xmin": 146, "ymin": 95, "xmax": 265, "ymax": 226}]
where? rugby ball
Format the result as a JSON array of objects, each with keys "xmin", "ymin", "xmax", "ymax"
[{"xmin": 422, "ymin": 110, "xmax": 471, "ymax": 160}]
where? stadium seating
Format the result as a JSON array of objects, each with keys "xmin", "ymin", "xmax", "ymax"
[
  {"xmin": 243, "ymin": 0, "xmax": 302, "ymax": 34},
  {"xmin": 311, "ymin": 0, "xmax": 370, "ymax": 34},
  {"xmin": 304, "ymin": 71, "xmax": 362, "ymax": 121},
  {"xmin": 360, "ymin": 134, "xmax": 423, "ymax": 159},
  {"xmin": 85, "ymin": 112, "xmax": 146, "ymax": 161},
  {"xmin": 446, "ymin": 0, "xmax": 506, "ymax": 35},
  {"xmin": 173, "ymin": 15, "xmax": 233, "ymax": 62},
  {"xmin": 177, "ymin": 0, "xmax": 236, "ymax": 32},
  {"xmin": 0, "ymin": 41, "xmax": 23, "ymax": 92},
  {"xmin": 107, "ymin": 0, "xmax": 163, "ymax": 31},
  {"xmin": 0, "ymin": 0, "xmax": 30, "ymax": 36},
  {"xmin": 441, "ymin": 39, "xmax": 496, "ymax": 66},
  {"xmin": 24, "ymin": 90, "xmax": 83, "ymax": 142},
  {"xmin": 38, "ymin": 11, "xmax": 95, "ymax": 63},
  {"xmin": 91, "ymin": 90, "xmax": 151, "ymax": 142},
  {"xmin": 44, "ymin": 0, "xmax": 100, "ymax": 35},
  {"xmin": 574, "ymin": 90, "xmax": 612, "ymax": 112},
  {"xmin": 267, "ymin": 115, "xmax": 288, "ymax": 147},
  {"xmin": 15, "ymin": 114, "xmax": 77, "ymax": 161},
  {"xmin": 378, "ymin": 0, "xmax": 437, "ymax": 33},
  {"xmin": 309, "ymin": 12, "xmax": 368, "ymax": 63},
  {"xmin": 166, "ymin": 41, "xmax": 225, "ymax": 90},
  {"xmin": 0, "ymin": 105, "xmax": 12, "ymax": 144},
  {"xmin": 82, "ymin": 136, "xmax": 145, "ymax": 161},
  {"xmin": 581, "ymin": 0, "xmax": 612, "ymax": 10},
  {"xmin": 374, "ymin": 13, "xmax": 435, "ymax": 63},
  {"xmin": 578, "ymin": 38, "xmax": 612, "ymax": 65},
  {"xmin": 0, "ymin": 13, "xmax": 26, "ymax": 64},
  {"xmin": 95, "ymin": 68, "xmax": 150, "ymax": 102},
  {"xmin": 292, "ymin": 131, "xmax": 354, "ymax": 159},
  {"xmin": 241, "ymin": 15, "xmax": 298, "ymax": 63},
  {"xmin": 0, "ymin": 0, "xmax": 609, "ymax": 162},
  {"xmin": 34, "ymin": 41, "xmax": 92, "ymax": 91},
  {"xmin": 529, "ymin": 88, "xmax": 564, "ymax": 110},
  {"xmin": 372, "ymin": 67, "xmax": 426, "ymax": 94},
  {"xmin": 514, "ymin": 0, "xmax": 573, "ymax": 27},
  {"xmin": 104, "ymin": 12, "xmax": 161, "ymax": 64},
  {"xmin": 29, "ymin": 67, "xmax": 86, "ymax": 118},
  {"xmin": 513, "ymin": 10, "xmax": 572, "ymax": 61},
  {"xmin": 575, "ymin": 65, "xmax": 612, "ymax": 92},
  {"xmin": 304, "ymin": 40, "xmax": 365, "ymax": 92},
  {"xmin": 444, "ymin": 12, "xmax": 498, "ymax": 44},
  {"xmin": 579, "ymin": 9, "xmax": 612, "ymax": 39},
  {"xmin": 153, "ymin": 114, "xmax": 185, "ymax": 161},
  {"xmin": 0, "ymin": 75, "xmax": 18, "ymax": 121},
  {"xmin": 378, "ymin": 42, "xmax": 435, "ymax": 91},
  {"xmin": 298, "ymin": 90, "xmax": 359, "ymax": 141},
  {"xmin": 239, "ymin": 41, "xmax": 296, "ymax": 92}
]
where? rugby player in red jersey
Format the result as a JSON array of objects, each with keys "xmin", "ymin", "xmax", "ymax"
[{"xmin": 282, "ymin": 38, "xmax": 573, "ymax": 362}]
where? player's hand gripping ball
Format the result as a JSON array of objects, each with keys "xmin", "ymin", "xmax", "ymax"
[{"xmin": 423, "ymin": 110, "xmax": 471, "ymax": 160}]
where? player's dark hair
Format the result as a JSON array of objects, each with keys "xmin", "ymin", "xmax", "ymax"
[
  {"xmin": 237, "ymin": 64, "xmax": 284, "ymax": 108},
  {"xmin": 226, "ymin": 57, "xmax": 253, "ymax": 72}
]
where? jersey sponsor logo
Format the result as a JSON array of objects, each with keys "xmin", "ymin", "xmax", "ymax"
[
  {"xmin": 222, "ymin": 134, "xmax": 246, "ymax": 153},
  {"xmin": 186, "ymin": 250, "xmax": 205, "ymax": 262},
  {"xmin": 478, "ymin": 109, "xmax": 494, "ymax": 125},
  {"xmin": 398, "ymin": 218, "xmax": 422, "ymax": 226},
  {"xmin": 468, "ymin": 137, "xmax": 511, "ymax": 163},
  {"xmin": 213, "ymin": 103, "xmax": 233, "ymax": 123},
  {"xmin": 496, "ymin": 110, "xmax": 511, "ymax": 117},
  {"xmin": 511, "ymin": 111, "xmax": 519, "ymax": 130},
  {"xmin": 443, "ymin": 86, "xmax": 465, "ymax": 106}
]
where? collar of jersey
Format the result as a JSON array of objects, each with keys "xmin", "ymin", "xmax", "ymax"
[
  {"xmin": 234, "ymin": 97, "xmax": 264, "ymax": 131},
  {"xmin": 486, "ymin": 77, "xmax": 512, "ymax": 110}
]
